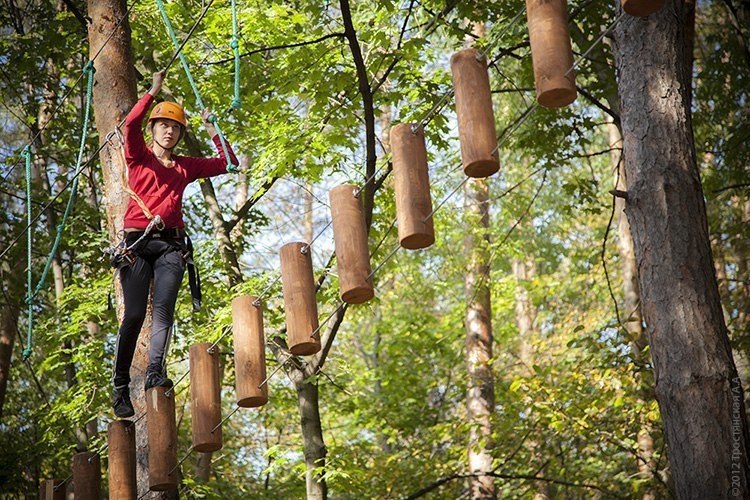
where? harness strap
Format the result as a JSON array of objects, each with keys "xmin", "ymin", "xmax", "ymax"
[
  {"xmin": 185, "ymin": 234, "xmax": 202, "ymax": 312},
  {"xmin": 108, "ymin": 128, "xmax": 158, "ymax": 222}
]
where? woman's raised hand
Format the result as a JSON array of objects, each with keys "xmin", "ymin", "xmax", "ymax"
[
  {"xmin": 150, "ymin": 71, "xmax": 165, "ymax": 96},
  {"xmin": 201, "ymin": 108, "xmax": 218, "ymax": 138}
]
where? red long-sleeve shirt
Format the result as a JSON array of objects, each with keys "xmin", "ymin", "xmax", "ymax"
[{"xmin": 123, "ymin": 93, "xmax": 238, "ymax": 229}]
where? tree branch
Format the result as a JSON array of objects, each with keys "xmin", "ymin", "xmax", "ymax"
[
  {"xmin": 60, "ymin": 0, "xmax": 89, "ymax": 32},
  {"xmin": 406, "ymin": 471, "xmax": 621, "ymax": 499},
  {"xmin": 721, "ymin": 0, "xmax": 750, "ymax": 68},
  {"xmin": 577, "ymin": 86, "xmax": 620, "ymax": 126},
  {"xmin": 308, "ymin": 303, "xmax": 349, "ymax": 375},
  {"xmin": 339, "ymin": 0, "xmax": 377, "ymax": 228},
  {"xmin": 713, "ymin": 182, "xmax": 750, "ymax": 194},
  {"xmin": 204, "ymin": 33, "xmax": 346, "ymax": 65},
  {"xmin": 227, "ymin": 176, "xmax": 279, "ymax": 231}
]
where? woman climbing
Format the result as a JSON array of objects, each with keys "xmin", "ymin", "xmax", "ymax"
[{"xmin": 112, "ymin": 71, "xmax": 238, "ymax": 418}]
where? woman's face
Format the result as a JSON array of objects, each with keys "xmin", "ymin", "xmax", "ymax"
[{"xmin": 152, "ymin": 119, "xmax": 182, "ymax": 149}]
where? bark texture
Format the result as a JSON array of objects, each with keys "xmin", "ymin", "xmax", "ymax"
[
  {"xmin": 0, "ymin": 289, "xmax": 19, "ymax": 420},
  {"xmin": 464, "ymin": 177, "xmax": 496, "ymax": 499},
  {"xmin": 609, "ymin": 120, "xmax": 657, "ymax": 499},
  {"xmin": 85, "ymin": 0, "xmax": 157, "ymax": 495},
  {"xmin": 612, "ymin": 1, "xmax": 750, "ymax": 496},
  {"xmin": 512, "ymin": 257, "xmax": 549, "ymax": 499},
  {"xmin": 296, "ymin": 376, "xmax": 328, "ymax": 500}
]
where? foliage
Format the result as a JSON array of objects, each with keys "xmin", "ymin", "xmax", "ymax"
[{"xmin": 0, "ymin": 0, "xmax": 745, "ymax": 498}]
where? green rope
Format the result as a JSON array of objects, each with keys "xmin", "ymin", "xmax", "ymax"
[
  {"xmin": 31, "ymin": 61, "xmax": 96, "ymax": 302},
  {"xmin": 230, "ymin": 0, "xmax": 241, "ymax": 110},
  {"xmin": 209, "ymin": 114, "xmax": 238, "ymax": 173},
  {"xmin": 154, "ymin": 0, "xmax": 238, "ymax": 173},
  {"xmin": 22, "ymin": 145, "xmax": 33, "ymax": 360}
]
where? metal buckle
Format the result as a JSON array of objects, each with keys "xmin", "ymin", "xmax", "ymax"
[{"xmin": 152, "ymin": 232, "xmax": 162, "ymax": 239}]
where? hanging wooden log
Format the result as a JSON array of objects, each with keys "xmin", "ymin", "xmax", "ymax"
[
  {"xmin": 621, "ymin": 0, "xmax": 666, "ymax": 17},
  {"xmin": 525, "ymin": 0, "xmax": 577, "ymax": 108},
  {"xmin": 280, "ymin": 242, "xmax": 321, "ymax": 356},
  {"xmin": 72, "ymin": 451, "xmax": 100, "ymax": 499},
  {"xmin": 190, "ymin": 342, "xmax": 223, "ymax": 452},
  {"xmin": 390, "ymin": 123, "xmax": 435, "ymax": 250},
  {"xmin": 232, "ymin": 295, "xmax": 268, "ymax": 407},
  {"xmin": 146, "ymin": 387, "xmax": 178, "ymax": 491},
  {"xmin": 450, "ymin": 48, "xmax": 499, "ymax": 178},
  {"xmin": 107, "ymin": 420, "xmax": 136, "ymax": 499},
  {"xmin": 329, "ymin": 185, "xmax": 375, "ymax": 303},
  {"xmin": 39, "ymin": 479, "xmax": 65, "ymax": 500}
]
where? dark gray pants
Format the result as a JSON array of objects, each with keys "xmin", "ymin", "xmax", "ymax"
[{"xmin": 113, "ymin": 236, "xmax": 185, "ymax": 388}]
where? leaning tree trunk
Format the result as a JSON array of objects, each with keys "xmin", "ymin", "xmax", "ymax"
[{"xmin": 612, "ymin": 1, "xmax": 750, "ymax": 496}]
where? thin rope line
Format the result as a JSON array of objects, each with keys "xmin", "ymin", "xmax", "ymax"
[
  {"xmin": 168, "ymin": 446, "xmax": 195, "ymax": 475},
  {"xmin": 258, "ymin": 352, "xmax": 295, "ymax": 388},
  {"xmin": 254, "ymin": 273, "xmax": 282, "ymax": 306},
  {"xmin": 207, "ymin": 325, "xmax": 232, "ymax": 353},
  {"xmin": 309, "ymin": 301, "xmax": 346, "ymax": 339},
  {"xmin": 164, "ymin": 371, "xmax": 190, "ymax": 397},
  {"xmin": 301, "ymin": 219, "xmax": 333, "ymax": 254},
  {"xmin": 211, "ymin": 405, "xmax": 240, "ymax": 433},
  {"xmin": 52, "ymin": 474, "xmax": 73, "ymax": 491}
]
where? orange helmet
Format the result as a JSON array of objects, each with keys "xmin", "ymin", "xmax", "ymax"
[{"xmin": 148, "ymin": 101, "xmax": 187, "ymax": 127}]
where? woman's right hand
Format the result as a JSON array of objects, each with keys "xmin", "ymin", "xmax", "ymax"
[{"xmin": 150, "ymin": 71, "xmax": 165, "ymax": 96}]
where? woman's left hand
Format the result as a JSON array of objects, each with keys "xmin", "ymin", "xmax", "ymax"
[{"xmin": 201, "ymin": 108, "xmax": 218, "ymax": 138}]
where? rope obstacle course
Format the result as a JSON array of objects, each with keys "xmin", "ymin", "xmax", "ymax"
[{"xmin": 22, "ymin": 0, "xmax": 665, "ymax": 495}]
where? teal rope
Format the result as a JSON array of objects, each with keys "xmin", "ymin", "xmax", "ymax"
[
  {"xmin": 154, "ymin": 0, "xmax": 204, "ymax": 109},
  {"xmin": 22, "ymin": 146, "xmax": 33, "ymax": 360},
  {"xmin": 31, "ymin": 61, "xmax": 96, "ymax": 302},
  {"xmin": 154, "ymin": 0, "xmax": 238, "ymax": 172},
  {"xmin": 209, "ymin": 114, "xmax": 239, "ymax": 173},
  {"xmin": 230, "ymin": 0, "xmax": 241, "ymax": 110}
]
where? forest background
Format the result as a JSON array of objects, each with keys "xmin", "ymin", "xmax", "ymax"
[{"xmin": 0, "ymin": 0, "xmax": 748, "ymax": 498}]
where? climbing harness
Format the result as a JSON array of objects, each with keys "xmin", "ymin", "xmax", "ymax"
[{"xmin": 104, "ymin": 128, "xmax": 202, "ymax": 312}]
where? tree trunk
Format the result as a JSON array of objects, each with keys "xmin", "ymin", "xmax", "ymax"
[
  {"xmin": 85, "ymin": 0, "xmax": 155, "ymax": 495},
  {"xmin": 612, "ymin": 1, "xmax": 750, "ymax": 496},
  {"xmin": 0, "ymin": 279, "xmax": 19, "ymax": 420},
  {"xmin": 608, "ymin": 120, "xmax": 657, "ymax": 499},
  {"xmin": 464, "ymin": 176, "xmax": 495, "ymax": 499},
  {"xmin": 296, "ymin": 377, "xmax": 327, "ymax": 499},
  {"xmin": 512, "ymin": 257, "xmax": 549, "ymax": 499}
]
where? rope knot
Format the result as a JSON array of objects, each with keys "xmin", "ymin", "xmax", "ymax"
[
  {"xmin": 226, "ymin": 164, "xmax": 239, "ymax": 173},
  {"xmin": 22, "ymin": 347, "xmax": 31, "ymax": 360},
  {"xmin": 83, "ymin": 60, "xmax": 95, "ymax": 73},
  {"xmin": 230, "ymin": 97, "xmax": 242, "ymax": 110},
  {"xmin": 229, "ymin": 38, "xmax": 239, "ymax": 49},
  {"xmin": 21, "ymin": 145, "xmax": 31, "ymax": 158}
]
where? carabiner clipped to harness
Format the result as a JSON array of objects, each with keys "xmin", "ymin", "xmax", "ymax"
[{"xmin": 105, "ymin": 215, "xmax": 165, "ymax": 269}]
